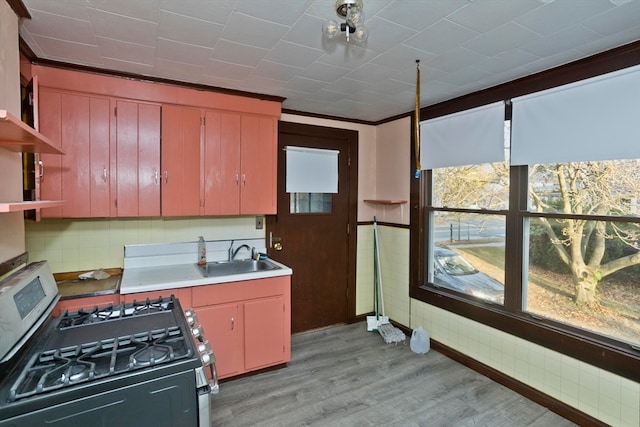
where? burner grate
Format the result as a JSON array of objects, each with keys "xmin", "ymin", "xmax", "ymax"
[
  {"xmin": 58, "ymin": 297, "xmax": 175, "ymax": 329},
  {"xmin": 8, "ymin": 326, "xmax": 192, "ymax": 401}
]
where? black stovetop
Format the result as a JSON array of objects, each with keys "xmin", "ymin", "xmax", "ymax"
[{"xmin": 0, "ymin": 296, "xmax": 201, "ymax": 420}]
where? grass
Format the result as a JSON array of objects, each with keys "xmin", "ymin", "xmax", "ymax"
[{"xmin": 456, "ymin": 246, "xmax": 504, "ymax": 270}]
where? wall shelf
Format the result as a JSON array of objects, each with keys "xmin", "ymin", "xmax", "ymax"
[
  {"xmin": 363, "ymin": 199, "xmax": 407, "ymax": 205},
  {"xmin": 0, "ymin": 200, "xmax": 64, "ymax": 213},
  {"xmin": 0, "ymin": 109, "xmax": 64, "ymax": 155}
]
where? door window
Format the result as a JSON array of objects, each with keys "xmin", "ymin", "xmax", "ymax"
[{"xmin": 290, "ymin": 193, "xmax": 332, "ymax": 214}]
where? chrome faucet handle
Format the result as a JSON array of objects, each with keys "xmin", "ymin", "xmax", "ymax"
[{"xmin": 228, "ymin": 240, "xmax": 235, "ymax": 261}]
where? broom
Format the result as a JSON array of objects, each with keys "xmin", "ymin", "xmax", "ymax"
[
  {"xmin": 367, "ymin": 217, "xmax": 384, "ymax": 331},
  {"xmin": 372, "ymin": 217, "xmax": 405, "ymax": 344}
]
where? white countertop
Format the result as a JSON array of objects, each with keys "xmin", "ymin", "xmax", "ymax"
[
  {"xmin": 120, "ymin": 239, "xmax": 292, "ymax": 295},
  {"xmin": 120, "ymin": 258, "xmax": 292, "ymax": 294}
]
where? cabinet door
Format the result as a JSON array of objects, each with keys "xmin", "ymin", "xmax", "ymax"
[
  {"xmin": 240, "ymin": 115, "xmax": 277, "ymax": 214},
  {"xmin": 87, "ymin": 96, "xmax": 111, "ymax": 217},
  {"xmin": 115, "ymin": 101, "xmax": 160, "ymax": 216},
  {"xmin": 38, "ymin": 89, "xmax": 63, "ymax": 218},
  {"xmin": 161, "ymin": 105, "xmax": 201, "ymax": 216},
  {"xmin": 39, "ymin": 91, "xmax": 110, "ymax": 218},
  {"xmin": 202, "ymin": 110, "xmax": 241, "ymax": 215},
  {"xmin": 243, "ymin": 295, "xmax": 285, "ymax": 370},
  {"xmin": 61, "ymin": 94, "xmax": 92, "ymax": 217},
  {"xmin": 197, "ymin": 303, "xmax": 241, "ymax": 379}
]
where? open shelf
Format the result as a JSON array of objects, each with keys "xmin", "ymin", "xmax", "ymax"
[
  {"xmin": 363, "ymin": 199, "xmax": 407, "ymax": 205},
  {"xmin": 0, "ymin": 200, "xmax": 64, "ymax": 213},
  {"xmin": 0, "ymin": 109, "xmax": 64, "ymax": 155}
]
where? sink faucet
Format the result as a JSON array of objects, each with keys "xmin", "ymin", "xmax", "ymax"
[{"xmin": 228, "ymin": 241, "xmax": 254, "ymax": 261}]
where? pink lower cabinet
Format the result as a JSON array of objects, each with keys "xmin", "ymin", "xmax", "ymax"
[
  {"xmin": 195, "ymin": 303, "xmax": 241, "ymax": 378},
  {"xmin": 191, "ymin": 276, "xmax": 291, "ymax": 380},
  {"xmin": 243, "ymin": 295, "xmax": 285, "ymax": 370}
]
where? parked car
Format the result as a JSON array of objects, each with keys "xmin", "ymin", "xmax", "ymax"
[{"xmin": 432, "ymin": 246, "xmax": 504, "ymax": 304}]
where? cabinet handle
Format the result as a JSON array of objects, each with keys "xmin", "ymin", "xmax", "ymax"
[
  {"xmin": 242, "ymin": 174, "xmax": 246, "ymax": 185},
  {"xmin": 153, "ymin": 168, "xmax": 159, "ymax": 184},
  {"xmin": 235, "ymin": 173, "xmax": 239, "ymax": 185},
  {"xmin": 103, "ymin": 167, "xmax": 108, "ymax": 182},
  {"xmin": 231, "ymin": 317, "xmax": 235, "ymax": 330},
  {"xmin": 38, "ymin": 160, "xmax": 44, "ymax": 181},
  {"xmin": 164, "ymin": 170, "xmax": 169, "ymax": 184}
]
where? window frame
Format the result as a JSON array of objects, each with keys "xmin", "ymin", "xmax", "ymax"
[{"xmin": 409, "ymin": 41, "xmax": 640, "ymax": 383}]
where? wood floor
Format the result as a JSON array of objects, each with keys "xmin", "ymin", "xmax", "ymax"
[{"xmin": 210, "ymin": 322, "xmax": 577, "ymax": 426}]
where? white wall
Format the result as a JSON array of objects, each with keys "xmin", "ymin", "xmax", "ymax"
[
  {"xmin": 0, "ymin": 1, "xmax": 26, "ymax": 266},
  {"xmin": 374, "ymin": 117, "xmax": 411, "ymax": 225}
]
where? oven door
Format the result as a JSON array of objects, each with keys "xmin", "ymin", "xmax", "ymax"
[{"xmin": 0, "ymin": 370, "xmax": 200, "ymax": 427}]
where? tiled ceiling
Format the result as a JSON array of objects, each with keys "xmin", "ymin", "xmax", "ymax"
[{"xmin": 18, "ymin": 0, "xmax": 640, "ymax": 122}]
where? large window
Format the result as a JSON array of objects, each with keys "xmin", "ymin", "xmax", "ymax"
[
  {"xmin": 428, "ymin": 163, "xmax": 509, "ymax": 306},
  {"xmin": 412, "ymin": 54, "xmax": 640, "ymax": 381},
  {"xmin": 525, "ymin": 160, "xmax": 640, "ymax": 345}
]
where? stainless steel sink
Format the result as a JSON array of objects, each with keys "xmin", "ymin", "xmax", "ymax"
[{"xmin": 197, "ymin": 259, "xmax": 281, "ymax": 278}]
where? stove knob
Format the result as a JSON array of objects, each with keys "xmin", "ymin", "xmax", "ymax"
[
  {"xmin": 197, "ymin": 340, "xmax": 211, "ymax": 354},
  {"xmin": 184, "ymin": 309, "xmax": 198, "ymax": 326},
  {"xmin": 191, "ymin": 325, "xmax": 204, "ymax": 339},
  {"xmin": 200, "ymin": 348, "xmax": 216, "ymax": 366}
]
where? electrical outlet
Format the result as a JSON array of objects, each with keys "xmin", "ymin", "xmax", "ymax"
[{"xmin": 255, "ymin": 216, "xmax": 263, "ymax": 229}]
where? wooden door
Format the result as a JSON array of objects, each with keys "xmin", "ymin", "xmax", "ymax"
[
  {"xmin": 202, "ymin": 110, "xmax": 241, "ymax": 215},
  {"xmin": 161, "ymin": 105, "xmax": 201, "ymax": 216},
  {"xmin": 266, "ymin": 122, "xmax": 358, "ymax": 333},
  {"xmin": 240, "ymin": 115, "xmax": 277, "ymax": 215},
  {"xmin": 115, "ymin": 100, "xmax": 160, "ymax": 216}
]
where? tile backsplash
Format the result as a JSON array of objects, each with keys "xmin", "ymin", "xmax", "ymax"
[{"xmin": 25, "ymin": 216, "xmax": 264, "ymax": 273}]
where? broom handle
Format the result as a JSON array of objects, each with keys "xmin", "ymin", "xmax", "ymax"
[
  {"xmin": 374, "ymin": 218, "xmax": 386, "ymax": 317},
  {"xmin": 373, "ymin": 224, "xmax": 379, "ymax": 319}
]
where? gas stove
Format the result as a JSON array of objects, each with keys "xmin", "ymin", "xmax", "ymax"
[{"xmin": 0, "ymin": 261, "xmax": 216, "ymax": 427}]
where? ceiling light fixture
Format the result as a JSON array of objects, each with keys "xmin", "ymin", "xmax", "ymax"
[{"xmin": 322, "ymin": 0, "xmax": 368, "ymax": 44}]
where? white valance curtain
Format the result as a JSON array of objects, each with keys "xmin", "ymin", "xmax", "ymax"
[
  {"xmin": 285, "ymin": 146, "xmax": 339, "ymax": 193},
  {"xmin": 419, "ymin": 102, "xmax": 505, "ymax": 169},
  {"xmin": 511, "ymin": 64, "xmax": 640, "ymax": 165}
]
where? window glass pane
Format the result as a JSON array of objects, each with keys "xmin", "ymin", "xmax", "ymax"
[
  {"xmin": 529, "ymin": 159, "xmax": 640, "ymax": 215},
  {"xmin": 430, "ymin": 212, "xmax": 505, "ymax": 305},
  {"xmin": 432, "ymin": 161, "xmax": 509, "ymax": 210},
  {"xmin": 525, "ymin": 218, "xmax": 640, "ymax": 345},
  {"xmin": 290, "ymin": 193, "xmax": 331, "ymax": 213}
]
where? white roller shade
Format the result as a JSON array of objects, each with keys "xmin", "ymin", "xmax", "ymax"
[
  {"xmin": 420, "ymin": 102, "xmax": 505, "ymax": 169},
  {"xmin": 511, "ymin": 64, "xmax": 640, "ymax": 165},
  {"xmin": 286, "ymin": 146, "xmax": 339, "ymax": 193}
]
